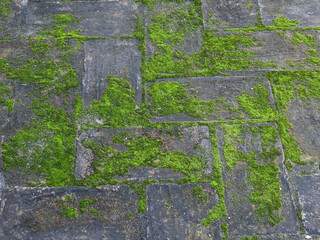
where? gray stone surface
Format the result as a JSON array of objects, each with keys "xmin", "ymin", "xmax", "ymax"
[
  {"xmin": 258, "ymin": 0, "xmax": 320, "ymax": 27},
  {"xmin": 81, "ymin": 39, "xmax": 142, "ymax": 105},
  {"xmin": 26, "ymin": 0, "xmax": 137, "ymax": 37},
  {"xmin": 202, "ymin": 0, "xmax": 260, "ymax": 30},
  {"xmin": 246, "ymin": 31, "xmax": 320, "ymax": 69},
  {"xmin": 146, "ymin": 183, "xmax": 221, "ymax": 239},
  {"xmin": 0, "ymin": 186, "xmax": 142, "ymax": 239},
  {"xmin": 147, "ymin": 75, "xmax": 275, "ymax": 122},
  {"xmin": 294, "ymin": 175, "xmax": 320, "ymax": 235},
  {"xmin": 287, "ymin": 98, "xmax": 320, "ymax": 165},
  {"xmin": 217, "ymin": 123, "xmax": 300, "ymax": 236},
  {"xmin": 76, "ymin": 126, "xmax": 212, "ymax": 180}
]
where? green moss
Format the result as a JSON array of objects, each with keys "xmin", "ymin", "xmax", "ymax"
[
  {"xmin": 79, "ymin": 199, "xmax": 98, "ymax": 209},
  {"xmin": 60, "ymin": 205, "xmax": 78, "ymax": 219},
  {"xmin": 0, "ymin": 83, "xmax": 14, "ymax": 113},
  {"xmin": 0, "ymin": 0, "xmax": 12, "ymax": 19},
  {"xmin": 236, "ymin": 83, "xmax": 277, "ymax": 121},
  {"xmin": 90, "ymin": 76, "xmax": 148, "ymax": 128},
  {"xmin": 221, "ymin": 221, "xmax": 228, "ymax": 240},
  {"xmin": 246, "ymin": 2, "xmax": 253, "ymax": 11},
  {"xmin": 148, "ymin": 81, "xmax": 217, "ymax": 119},
  {"xmin": 272, "ymin": 16, "xmax": 300, "ymax": 27},
  {"xmin": 202, "ymin": 125, "xmax": 227, "ymax": 226},
  {"xmin": 53, "ymin": 13, "xmax": 80, "ymax": 24}
]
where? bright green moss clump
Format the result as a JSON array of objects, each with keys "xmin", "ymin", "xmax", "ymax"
[{"xmin": 272, "ymin": 16, "xmax": 300, "ymax": 27}]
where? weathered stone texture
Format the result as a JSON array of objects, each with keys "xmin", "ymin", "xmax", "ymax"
[{"xmin": 146, "ymin": 183, "xmax": 221, "ymax": 239}]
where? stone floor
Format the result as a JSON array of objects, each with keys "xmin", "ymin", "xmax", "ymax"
[{"xmin": 0, "ymin": 0, "xmax": 319, "ymax": 239}]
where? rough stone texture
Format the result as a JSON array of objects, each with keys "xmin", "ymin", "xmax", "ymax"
[
  {"xmin": 287, "ymin": 98, "xmax": 320, "ymax": 165},
  {"xmin": 246, "ymin": 31, "xmax": 320, "ymax": 69},
  {"xmin": 81, "ymin": 39, "xmax": 142, "ymax": 106},
  {"xmin": 202, "ymin": 0, "xmax": 260, "ymax": 30},
  {"xmin": 26, "ymin": 0, "xmax": 137, "ymax": 37},
  {"xmin": 146, "ymin": 183, "xmax": 221, "ymax": 239},
  {"xmin": 76, "ymin": 126, "xmax": 212, "ymax": 180},
  {"xmin": 294, "ymin": 175, "xmax": 320, "ymax": 235},
  {"xmin": 0, "ymin": 186, "xmax": 142, "ymax": 239},
  {"xmin": 258, "ymin": 0, "xmax": 320, "ymax": 27},
  {"xmin": 147, "ymin": 75, "xmax": 275, "ymax": 122},
  {"xmin": 217, "ymin": 123, "xmax": 300, "ymax": 236},
  {"xmin": 0, "ymin": 0, "xmax": 28, "ymax": 38}
]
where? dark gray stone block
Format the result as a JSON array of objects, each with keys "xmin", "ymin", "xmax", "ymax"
[
  {"xmin": 146, "ymin": 183, "xmax": 221, "ymax": 239},
  {"xmin": 147, "ymin": 75, "xmax": 275, "ymax": 122},
  {"xmin": 247, "ymin": 31, "xmax": 320, "ymax": 69},
  {"xmin": 26, "ymin": 0, "xmax": 137, "ymax": 37},
  {"xmin": 0, "ymin": 186, "xmax": 142, "ymax": 239},
  {"xmin": 216, "ymin": 123, "xmax": 300, "ymax": 236},
  {"xmin": 76, "ymin": 126, "xmax": 213, "ymax": 180},
  {"xmin": 287, "ymin": 98, "xmax": 320, "ymax": 165},
  {"xmin": 294, "ymin": 175, "xmax": 320, "ymax": 235},
  {"xmin": 258, "ymin": 0, "xmax": 320, "ymax": 27},
  {"xmin": 202, "ymin": 0, "xmax": 260, "ymax": 30},
  {"xmin": 81, "ymin": 39, "xmax": 142, "ymax": 106}
]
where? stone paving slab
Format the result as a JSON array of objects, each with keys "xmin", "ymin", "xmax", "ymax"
[
  {"xmin": 146, "ymin": 183, "xmax": 221, "ymax": 239},
  {"xmin": 202, "ymin": 0, "xmax": 260, "ymax": 30},
  {"xmin": 147, "ymin": 75, "xmax": 275, "ymax": 122},
  {"xmin": 287, "ymin": 98, "xmax": 320, "ymax": 166},
  {"xmin": 26, "ymin": 0, "xmax": 137, "ymax": 37},
  {"xmin": 81, "ymin": 39, "xmax": 142, "ymax": 106},
  {"xmin": 76, "ymin": 126, "xmax": 212, "ymax": 180},
  {"xmin": 258, "ymin": 0, "xmax": 320, "ymax": 27},
  {"xmin": 246, "ymin": 31, "xmax": 320, "ymax": 69},
  {"xmin": 0, "ymin": 186, "xmax": 142, "ymax": 239},
  {"xmin": 216, "ymin": 123, "xmax": 300, "ymax": 236},
  {"xmin": 294, "ymin": 175, "xmax": 320, "ymax": 235}
]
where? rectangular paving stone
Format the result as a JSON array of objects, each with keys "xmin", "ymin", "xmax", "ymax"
[
  {"xmin": 81, "ymin": 39, "xmax": 142, "ymax": 105},
  {"xmin": 202, "ymin": 0, "xmax": 260, "ymax": 30},
  {"xmin": 0, "ymin": 186, "xmax": 142, "ymax": 239},
  {"xmin": 76, "ymin": 126, "xmax": 213, "ymax": 180},
  {"xmin": 293, "ymin": 175, "xmax": 320, "ymax": 235},
  {"xmin": 287, "ymin": 98, "xmax": 320, "ymax": 165},
  {"xmin": 26, "ymin": 0, "xmax": 137, "ymax": 37},
  {"xmin": 258, "ymin": 0, "xmax": 320, "ymax": 27},
  {"xmin": 146, "ymin": 183, "xmax": 221, "ymax": 239},
  {"xmin": 216, "ymin": 123, "xmax": 300, "ymax": 236},
  {"xmin": 146, "ymin": 75, "xmax": 275, "ymax": 122},
  {"xmin": 246, "ymin": 31, "xmax": 320, "ymax": 69}
]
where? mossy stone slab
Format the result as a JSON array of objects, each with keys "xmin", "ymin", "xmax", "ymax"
[
  {"xmin": 245, "ymin": 31, "xmax": 320, "ymax": 70},
  {"xmin": 0, "ymin": 186, "xmax": 142, "ymax": 239},
  {"xmin": 146, "ymin": 75, "xmax": 275, "ymax": 122},
  {"xmin": 293, "ymin": 175, "xmax": 320, "ymax": 235},
  {"xmin": 26, "ymin": 0, "xmax": 137, "ymax": 37},
  {"xmin": 216, "ymin": 123, "xmax": 299, "ymax": 236},
  {"xmin": 146, "ymin": 183, "xmax": 221, "ymax": 239},
  {"xmin": 81, "ymin": 39, "xmax": 142, "ymax": 106},
  {"xmin": 75, "ymin": 126, "xmax": 213, "ymax": 180},
  {"xmin": 258, "ymin": 0, "xmax": 320, "ymax": 27},
  {"xmin": 287, "ymin": 98, "xmax": 320, "ymax": 166}
]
